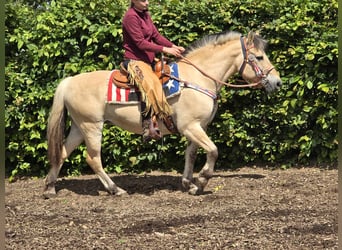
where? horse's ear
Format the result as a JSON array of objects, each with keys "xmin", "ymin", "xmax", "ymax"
[{"xmin": 247, "ymin": 31, "xmax": 255, "ymax": 46}]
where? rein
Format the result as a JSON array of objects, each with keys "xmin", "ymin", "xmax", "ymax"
[
  {"xmin": 178, "ymin": 55, "xmax": 260, "ymax": 89},
  {"xmin": 175, "ymin": 34, "xmax": 272, "ymax": 89},
  {"xmin": 162, "ymin": 35, "xmax": 275, "ymax": 99}
]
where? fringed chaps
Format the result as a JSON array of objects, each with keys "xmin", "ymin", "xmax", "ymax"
[{"xmin": 127, "ymin": 60, "xmax": 172, "ymax": 120}]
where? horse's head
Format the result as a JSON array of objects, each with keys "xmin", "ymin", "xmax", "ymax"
[{"xmin": 239, "ymin": 31, "xmax": 282, "ymax": 93}]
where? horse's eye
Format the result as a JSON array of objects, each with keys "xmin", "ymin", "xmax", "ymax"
[{"xmin": 256, "ymin": 56, "xmax": 264, "ymax": 61}]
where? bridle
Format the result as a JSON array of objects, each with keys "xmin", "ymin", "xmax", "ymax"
[{"xmin": 238, "ymin": 36, "xmax": 275, "ymax": 88}]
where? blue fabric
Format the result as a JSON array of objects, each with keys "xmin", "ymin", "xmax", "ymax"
[{"xmin": 162, "ymin": 62, "xmax": 181, "ymax": 98}]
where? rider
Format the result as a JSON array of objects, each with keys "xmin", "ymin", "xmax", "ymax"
[{"xmin": 122, "ymin": 0, "xmax": 185, "ymax": 142}]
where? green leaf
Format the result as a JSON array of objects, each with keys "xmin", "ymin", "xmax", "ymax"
[
  {"xmin": 115, "ymin": 166, "xmax": 122, "ymax": 173},
  {"xmin": 305, "ymin": 54, "xmax": 315, "ymax": 60},
  {"xmin": 17, "ymin": 40, "xmax": 24, "ymax": 50},
  {"xmin": 30, "ymin": 131, "xmax": 41, "ymax": 139},
  {"xmin": 86, "ymin": 38, "xmax": 93, "ymax": 46},
  {"xmin": 298, "ymin": 135, "xmax": 310, "ymax": 142},
  {"xmin": 306, "ymin": 80, "xmax": 313, "ymax": 89},
  {"xmin": 317, "ymin": 84, "xmax": 330, "ymax": 93}
]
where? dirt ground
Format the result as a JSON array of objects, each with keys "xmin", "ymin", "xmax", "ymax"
[{"xmin": 5, "ymin": 167, "xmax": 337, "ymax": 249}]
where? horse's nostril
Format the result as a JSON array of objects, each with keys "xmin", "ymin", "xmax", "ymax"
[{"xmin": 277, "ymin": 81, "xmax": 282, "ymax": 87}]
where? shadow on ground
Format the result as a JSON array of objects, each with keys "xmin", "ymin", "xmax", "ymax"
[{"xmin": 55, "ymin": 172, "xmax": 266, "ymax": 196}]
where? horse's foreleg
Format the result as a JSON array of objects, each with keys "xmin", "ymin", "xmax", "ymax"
[
  {"xmin": 183, "ymin": 125, "xmax": 218, "ymax": 195},
  {"xmin": 84, "ymin": 123, "xmax": 127, "ymax": 196},
  {"xmin": 44, "ymin": 123, "xmax": 84, "ymax": 198},
  {"xmin": 197, "ymin": 143, "xmax": 218, "ymax": 190}
]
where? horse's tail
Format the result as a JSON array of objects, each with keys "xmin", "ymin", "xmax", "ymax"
[{"xmin": 47, "ymin": 77, "xmax": 70, "ymax": 167}]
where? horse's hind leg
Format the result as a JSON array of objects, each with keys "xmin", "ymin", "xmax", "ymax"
[
  {"xmin": 182, "ymin": 124, "xmax": 218, "ymax": 195},
  {"xmin": 182, "ymin": 140, "xmax": 199, "ymax": 192},
  {"xmin": 83, "ymin": 122, "xmax": 127, "ymax": 196},
  {"xmin": 44, "ymin": 123, "xmax": 84, "ymax": 198}
]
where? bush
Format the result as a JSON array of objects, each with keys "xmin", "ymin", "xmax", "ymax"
[{"xmin": 5, "ymin": 0, "xmax": 337, "ymax": 179}]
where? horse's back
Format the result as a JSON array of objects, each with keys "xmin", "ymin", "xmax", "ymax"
[
  {"xmin": 66, "ymin": 70, "xmax": 111, "ymax": 88},
  {"xmin": 61, "ymin": 70, "xmax": 112, "ymax": 118}
]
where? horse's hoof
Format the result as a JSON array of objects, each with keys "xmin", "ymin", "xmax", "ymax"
[
  {"xmin": 197, "ymin": 176, "xmax": 208, "ymax": 189},
  {"xmin": 43, "ymin": 191, "xmax": 57, "ymax": 199},
  {"xmin": 43, "ymin": 185, "xmax": 57, "ymax": 199},
  {"xmin": 182, "ymin": 178, "xmax": 192, "ymax": 190},
  {"xmin": 188, "ymin": 184, "xmax": 203, "ymax": 195},
  {"xmin": 115, "ymin": 187, "xmax": 128, "ymax": 196}
]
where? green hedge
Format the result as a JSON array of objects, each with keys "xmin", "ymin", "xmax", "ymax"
[{"xmin": 5, "ymin": 0, "xmax": 337, "ymax": 179}]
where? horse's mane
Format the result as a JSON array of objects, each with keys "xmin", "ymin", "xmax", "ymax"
[{"xmin": 183, "ymin": 31, "xmax": 267, "ymax": 56}]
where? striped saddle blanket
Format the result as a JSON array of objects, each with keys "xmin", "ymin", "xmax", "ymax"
[{"xmin": 107, "ymin": 62, "xmax": 181, "ymax": 104}]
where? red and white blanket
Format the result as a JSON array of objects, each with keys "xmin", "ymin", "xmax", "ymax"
[
  {"xmin": 106, "ymin": 63, "xmax": 181, "ymax": 104},
  {"xmin": 106, "ymin": 70, "xmax": 140, "ymax": 104}
]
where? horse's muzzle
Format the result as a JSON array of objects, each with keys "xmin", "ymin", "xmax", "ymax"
[{"xmin": 262, "ymin": 75, "xmax": 282, "ymax": 93}]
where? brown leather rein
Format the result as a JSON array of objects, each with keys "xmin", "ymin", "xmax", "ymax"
[
  {"xmin": 167, "ymin": 36, "xmax": 274, "ymax": 90},
  {"xmin": 179, "ymin": 56, "xmax": 260, "ymax": 89}
]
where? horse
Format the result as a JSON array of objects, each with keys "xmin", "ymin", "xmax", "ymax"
[{"xmin": 44, "ymin": 31, "xmax": 282, "ymax": 198}]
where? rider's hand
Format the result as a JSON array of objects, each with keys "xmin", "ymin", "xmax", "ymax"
[
  {"xmin": 163, "ymin": 45, "xmax": 185, "ymax": 57},
  {"xmin": 172, "ymin": 45, "xmax": 185, "ymax": 53}
]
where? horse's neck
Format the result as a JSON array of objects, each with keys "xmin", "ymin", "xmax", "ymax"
[{"xmin": 179, "ymin": 40, "xmax": 241, "ymax": 91}]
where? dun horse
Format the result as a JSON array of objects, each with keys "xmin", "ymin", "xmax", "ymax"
[{"xmin": 44, "ymin": 31, "xmax": 282, "ymax": 198}]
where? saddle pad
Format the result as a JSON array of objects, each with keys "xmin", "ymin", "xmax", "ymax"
[
  {"xmin": 162, "ymin": 62, "xmax": 180, "ymax": 98},
  {"xmin": 107, "ymin": 62, "xmax": 181, "ymax": 104}
]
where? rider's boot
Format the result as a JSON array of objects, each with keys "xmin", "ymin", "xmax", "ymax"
[
  {"xmin": 142, "ymin": 116, "xmax": 161, "ymax": 142},
  {"xmin": 141, "ymin": 101, "xmax": 162, "ymax": 142}
]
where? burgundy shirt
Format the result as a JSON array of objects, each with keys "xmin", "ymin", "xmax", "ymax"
[{"xmin": 122, "ymin": 8, "xmax": 174, "ymax": 64}]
